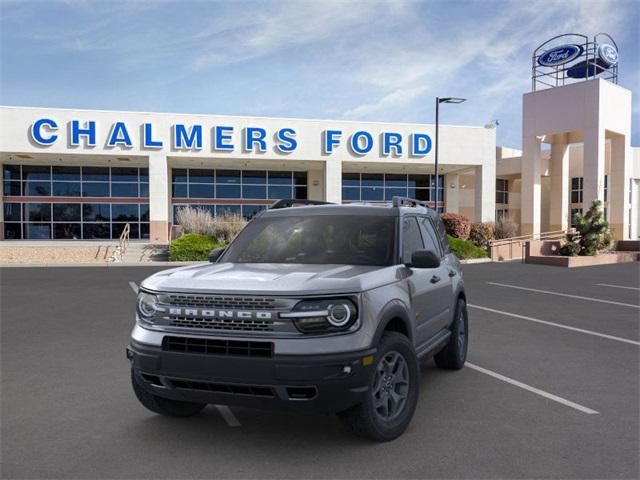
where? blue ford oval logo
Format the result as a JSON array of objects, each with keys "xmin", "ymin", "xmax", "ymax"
[
  {"xmin": 598, "ymin": 44, "xmax": 618, "ymax": 66},
  {"xmin": 538, "ymin": 44, "xmax": 583, "ymax": 67}
]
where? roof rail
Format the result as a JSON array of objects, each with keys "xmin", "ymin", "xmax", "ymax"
[
  {"xmin": 391, "ymin": 196, "xmax": 430, "ymax": 209},
  {"xmin": 269, "ymin": 199, "xmax": 334, "ymax": 210}
]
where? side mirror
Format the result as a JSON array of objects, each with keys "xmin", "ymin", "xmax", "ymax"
[
  {"xmin": 409, "ymin": 249, "xmax": 440, "ymax": 269},
  {"xmin": 208, "ymin": 247, "xmax": 226, "ymax": 263}
]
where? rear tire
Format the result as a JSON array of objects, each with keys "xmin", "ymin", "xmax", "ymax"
[
  {"xmin": 338, "ymin": 332, "xmax": 419, "ymax": 442},
  {"xmin": 131, "ymin": 370, "xmax": 207, "ymax": 417},
  {"xmin": 434, "ymin": 298, "xmax": 468, "ymax": 370}
]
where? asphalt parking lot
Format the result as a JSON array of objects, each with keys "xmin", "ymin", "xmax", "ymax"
[{"xmin": 1, "ymin": 261, "xmax": 638, "ymax": 479}]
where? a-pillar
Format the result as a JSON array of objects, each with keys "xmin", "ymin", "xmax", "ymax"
[
  {"xmin": 582, "ymin": 126, "xmax": 605, "ymax": 212},
  {"xmin": 609, "ymin": 133, "xmax": 631, "ymax": 240},
  {"xmin": 549, "ymin": 134, "xmax": 570, "ymax": 232},
  {"xmin": 324, "ymin": 160, "xmax": 342, "ymax": 203},
  {"xmin": 148, "ymin": 153, "xmax": 170, "ymax": 244},
  {"xmin": 474, "ymin": 164, "xmax": 495, "ymax": 222},
  {"xmin": 445, "ymin": 173, "xmax": 459, "ymax": 214},
  {"xmin": 521, "ymin": 135, "xmax": 543, "ymax": 236}
]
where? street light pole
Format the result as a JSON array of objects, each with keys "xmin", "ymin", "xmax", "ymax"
[{"xmin": 434, "ymin": 96, "xmax": 466, "ymax": 210}]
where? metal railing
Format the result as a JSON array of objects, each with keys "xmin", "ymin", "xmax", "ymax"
[
  {"xmin": 489, "ymin": 229, "xmax": 572, "ymax": 262},
  {"xmin": 106, "ymin": 223, "xmax": 131, "ymax": 263}
]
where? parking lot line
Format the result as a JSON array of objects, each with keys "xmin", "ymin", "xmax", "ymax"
[
  {"xmin": 596, "ymin": 283, "xmax": 640, "ymax": 291},
  {"xmin": 129, "ymin": 281, "xmax": 139, "ymax": 294},
  {"xmin": 487, "ymin": 282, "xmax": 640, "ymax": 309},
  {"xmin": 469, "ymin": 304, "xmax": 640, "ymax": 346},
  {"xmin": 216, "ymin": 405, "xmax": 241, "ymax": 427},
  {"xmin": 466, "ymin": 362, "xmax": 599, "ymax": 415}
]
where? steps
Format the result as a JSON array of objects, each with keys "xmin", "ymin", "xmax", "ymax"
[{"xmin": 119, "ymin": 243, "xmax": 169, "ymax": 263}]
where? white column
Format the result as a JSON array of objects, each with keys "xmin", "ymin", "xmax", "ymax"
[
  {"xmin": 582, "ymin": 126, "xmax": 606, "ymax": 211},
  {"xmin": 474, "ymin": 163, "xmax": 495, "ymax": 223},
  {"xmin": 521, "ymin": 135, "xmax": 542, "ymax": 236},
  {"xmin": 549, "ymin": 134, "xmax": 570, "ymax": 232},
  {"xmin": 306, "ymin": 169, "xmax": 324, "ymax": 201},
  {"xmin": 324, "ymin": 159, "xmax": 342, "ymax": 203},
  {"xmin": 609, "ymin": 134, "xmax": 631, "ymax": 240},
  {"xmin": 445, "ymin": 173, "xmax": 459, "ymax": 214},
  {"xmin": 148, "ymin": 153, "xmax": 170, "ymax": 244}
]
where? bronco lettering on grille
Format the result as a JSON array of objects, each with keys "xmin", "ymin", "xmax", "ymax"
[{"xmin": 168, "ymin": 308, "xmax": 274, "ymax": 320}]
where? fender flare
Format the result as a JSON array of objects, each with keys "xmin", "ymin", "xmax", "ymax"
[{"xmin": 371, "ymin": 299, "xmax": 414, "ymax": 347}]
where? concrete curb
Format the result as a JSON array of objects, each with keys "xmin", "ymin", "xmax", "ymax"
[{"xmin": 459, "ymin": 258, "xmax": 492, "ymax": 264}]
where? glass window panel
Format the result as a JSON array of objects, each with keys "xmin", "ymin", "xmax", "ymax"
[
  {"xmin": 83, "ymin": 203, "xmax": 110, "ymax": 221},
  {"xmin": 342, "ymin": 173, "xmax": 360, "ymax": 187},
  {"xmin": 188, "ymin": 183, "xmax": 215, "ymax": 199},
  {"xmin": 82, "ymin": 167, "xmax": 109, "ymax": 182},
  {"xmin": 139, "ymin": 168, "xmax": 149, "ymax": 182},
  {"xmin": 112, "ymin": 204, "xmax": 139, "ymax": 221},
  {"xmin": 361, "ymin": 187, "xmax": 384, "ymax": 201},
  {"xmin": 140, "ymin": 183, "xmax": 149, "ymax": 198},
  {"xmin": 385, "ymin": 187, "xmax": 407, "ymax": 200},
  {"xmin": 189, "ymin": 169, "xmax": 215, "ymax": 183},
  {"xmin": 267, "ymin": 171, "xmax": 292, "ymax": 185},
  {"xmin": 342, "ymin": 187, "xmax": 360, "ymax": 201},
  {"xmin": 26, "ymin": 181, "xmax": 51, "ymax": 196},
  {"xmin": 571, "ymin": 177, "xmax": 580, "ymax": 189},
  {"xmin": 216, "ymin": 169, "xmax": 241, "ymax": 184},
  {"xmin": 82, "ymin": 182, "xmax": 110, "ymax": 197},
  {"xmin": 408, "ymin": 175, "xmax": 428, "ymax": 188},
  {"xmin": 172, "ymin": 183, "xmax": 187, "ymax": 198},
  {"xmin": 113, "ymin": 223, "xmax": 139, "ymax": 239},
  {"xmin": 571, "ymin": 191, "xmax": 580, "ymax": 203},
  {"xmin": 52, "ymin": 182, "xmax": 81, "ymax": 197},
  {"xmin": 437, "ymin": 175, "xmax": 444, "ymax": 188},
  {"xmin": 293, "ymin": 171, "xmax": 307, "ymax": 185},
  {"xmin": 187, "ymin": 205, "xmax": 216, "ymax": 216},
  {"xmin": 172, "ymin": 169, "xmax": 188, "ymax": 183},
  {"xmin": 408, "ymin": 188, "xmax": 429, "ymax": 201},
  {"xmin": 25, "ymin": 203, "xmax": 51, "ymax": 221},
  {"xmin": 83, "ymin": 223, "xmax": 110, "ymax": 239},
  {"xmin": 293, "ymin": 186, "xmax": 307, "ymax": 199},
  {"xmin": 216, "ymin": 184, "xmax": 241, "ymax": 199},
  {"xmin": 4, "ymin": 202, "xmax": 22, "ymax": 221},
  {"xmin": 24, "ymin": 223, "xmax": 51, "ymax": 239},
  {"xmin": 141, "ymin": 223, "xmax": 150, "ymax": 239},
  {"xmin": 3, "ymin": 164, "xmax": 21, "ymax": 181},
  {"xmin": 4, "ymin": 222, "xmax": 22, "ymax": 239},
  {"xmin": 54, "ymin": 223, "xmax": 81, "ymax": 239},
  {"xmin": 52, "ymin": 166, "xmax": 80, "ymax": 181},
  {"xmin": 111, "ymin": 183, "xmax": 139, "ymax": 198},
  {"xmin": 110, "ymin": 167, "xmax": 138, "ymax": 181},
  {"xmin": 402, "ymin": 217, "xmax": 424, "ymax": 263},
  {"xmin": 53, "ymin": 203, "xmax": 81, "ymax": 221},
  {"xmin": 361, "ymin": 173, "xmax": 384, "ymax": 187},
  {"xmin": 3, "ymin": 181, "xmax": 21, "ymax": 196},
  {"xmin": 385, "ymin": 174, "xmax": 408, "ymax": 187},
  {"xmin": 242, "ymin": 170, "xmax": 267, "ymax": 185},
  {"xmin": 242, "ymin": 205, "xmax": 266, "ymax": 220},
  {"xmin": 268, "ymin": 185, "xmax": 292, "ymax": 199},
  {"xmin": 140, "ymin": 204, "xmax": 150, "ymax": 221},
  {"xmin": 242, "ymin": 185, "xmax": 266, "ymax": 199},
  {"xmin": 217, "ymin": 205, "xmax": 241, "ymax": 217},
  {"xmin": 22, "ymin": 165, "xmax": 51, "ymax": 181}
]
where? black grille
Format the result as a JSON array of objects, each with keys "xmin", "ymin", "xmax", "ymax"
[
  {"xmin": 166, "ymin": 294, "xmax": 277, "ymax": 310},
  {"xmin": 168, "ymin": 317, "xmax": 274, "ymax": 332},
  {"xmin": 168, "ymin": 378, "xmax": 275, "ymax": 397},
  {"xmin": 163, "ymin": 336, "xmax": 274, "ymax": 358}
]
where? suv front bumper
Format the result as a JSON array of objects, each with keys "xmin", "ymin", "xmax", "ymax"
[{"xmin": 128, "ymin": 339, "xmax": 376, "ymax": 414}]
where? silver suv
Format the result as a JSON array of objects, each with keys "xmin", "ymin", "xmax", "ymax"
[{"xmin": 128, "ymin": 197, "xmax": 468, "ymax": 441}]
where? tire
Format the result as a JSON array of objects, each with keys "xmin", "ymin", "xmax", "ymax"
[
  {"xmin": 338, "ymin": 332, "xmax": 419, "ymax": 442},
  {"xmin": 131, "ymin": 370, "xmax": 207, "ymax": 417},
  {"xmin": 434, "ymin": 298, "xmax": 468, "ymax": 370}
]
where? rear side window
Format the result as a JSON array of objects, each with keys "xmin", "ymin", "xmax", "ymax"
[
  {"xmin": 434, "ymin": 216, "xmax": 451, "ymax": 254},
  {"xmin": 418, "ymin": 217, "xmax": 442, "ymax": 257},
  {"xmin": 402, "ymin": 217, "xmax": 424, "ymax": 263}
]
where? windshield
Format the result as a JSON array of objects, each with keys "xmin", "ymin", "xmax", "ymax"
[{"xmin": 222, "ymin": 214, "xmax": 397, "ymax": 266}]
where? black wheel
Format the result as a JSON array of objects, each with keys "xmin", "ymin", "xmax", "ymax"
[
  {"xmin": 338, "ymin": 332, "xmax": 419, "ymax": 442},
  {"xmin": 131, "ymin": 370, "xmax": 207, "ymax": 417},
  {"xmin": 434, "ymin": 298, "xmax": 468, "ymax": 370}
]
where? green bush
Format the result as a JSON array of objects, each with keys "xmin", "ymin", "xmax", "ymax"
[
  {"xmin": 560, "ymin": 199, "xmax": 613, "ymax": 256},
  {"xmin": 448, "ymin": 235, "xmax": 487, "ymax": 260},
  {"xmin": 169, "ymin": 233, "xmax": 225, "ymax": 261}
]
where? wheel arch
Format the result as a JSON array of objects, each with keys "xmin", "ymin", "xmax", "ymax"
[{"xmin": 372, "ymin": 301, "xmax": 414, "ymax": 347}]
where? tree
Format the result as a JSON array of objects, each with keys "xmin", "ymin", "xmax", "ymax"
[{"xmin": 560, "ymin": 199, "xmax": 613, "ymax": 256}]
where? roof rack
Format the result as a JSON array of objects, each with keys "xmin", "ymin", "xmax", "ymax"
[
  {"xmin": 269, "ymin": 199, "xmax": 334, "ymax": 210},
  {"xmin": 391, "ymin": 196, "xmax": 430, "ymax": 209}
]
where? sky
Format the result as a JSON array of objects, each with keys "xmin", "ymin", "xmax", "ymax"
[{"xmin": 1, "ymin": 0, "xmax": 638, "ymax": 148}]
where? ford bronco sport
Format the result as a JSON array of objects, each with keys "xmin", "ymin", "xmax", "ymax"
[{"xmin": 128, "ymin": 197, "xmax": 468, "ymax": 441}]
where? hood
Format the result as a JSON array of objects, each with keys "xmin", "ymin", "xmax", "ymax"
[{"xmin": 141, "ymin": 262, "xmax": 402, "ymax": 295}]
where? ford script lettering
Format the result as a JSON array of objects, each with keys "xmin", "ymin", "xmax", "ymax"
[
  {"xmin": 168, "ymin": 308, "xmax": 273, "ymax": 320},
  {"xmin": 538, "ymin": 44, "xmax": 583, "ymax": 67}
]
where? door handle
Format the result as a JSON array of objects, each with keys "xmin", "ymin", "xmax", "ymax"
[
  {"xmin": 430, "ymin": 275, "xmax": 441, "ymax": 284},
  {"xmin": 448, "ymin": 269, "xmax": 457, "ymax": 277}
]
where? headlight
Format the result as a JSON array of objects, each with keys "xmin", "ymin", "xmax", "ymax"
[
  {"xmin": 137, "ymin": 291, "xmax": 159, "ymax": 323},
  {"xmin": 281, "ymin": 298, "xmax": 358, "ymax": 333}
]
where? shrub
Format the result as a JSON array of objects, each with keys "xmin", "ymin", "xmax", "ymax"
[
  {"xmin": 211, "ymin": 211, "xmax": 248, "ymax": 244},
  {"xmin": 176, "ymin": 207, "xmax": 247, "ymax": 243},
  {"xmin": 169, "ymin": 233, "xmax": 224, "ymax": 262},
  {"xmin": 469, "ymin": 222, "xmax": 495, "ymax": 249},
  {"xmin": 560, "ymin": 199, "xmax": 613, "ymax": 256},
  {"xmin": 448, "ymin": 235, "xmax": 487, "ymax": 260},
  {"xmin": 440, "ymin": 213, "xmax": 471, "ymax": 240},
  {"xmin": 494, "ymin": 216, "xmax": 519, "ymax": 239}
]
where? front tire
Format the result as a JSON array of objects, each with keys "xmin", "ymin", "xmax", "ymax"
[
  {"xmin": 338, "ymin": 332, "xmax": 419, "ymax": 442},
  {"xmin": 434, "ymin": 298, "xmax": 468, "ymax": 370},
  {"xmin": 131, "ymin": 370, "xmax": 207, "ymax": 417}
]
